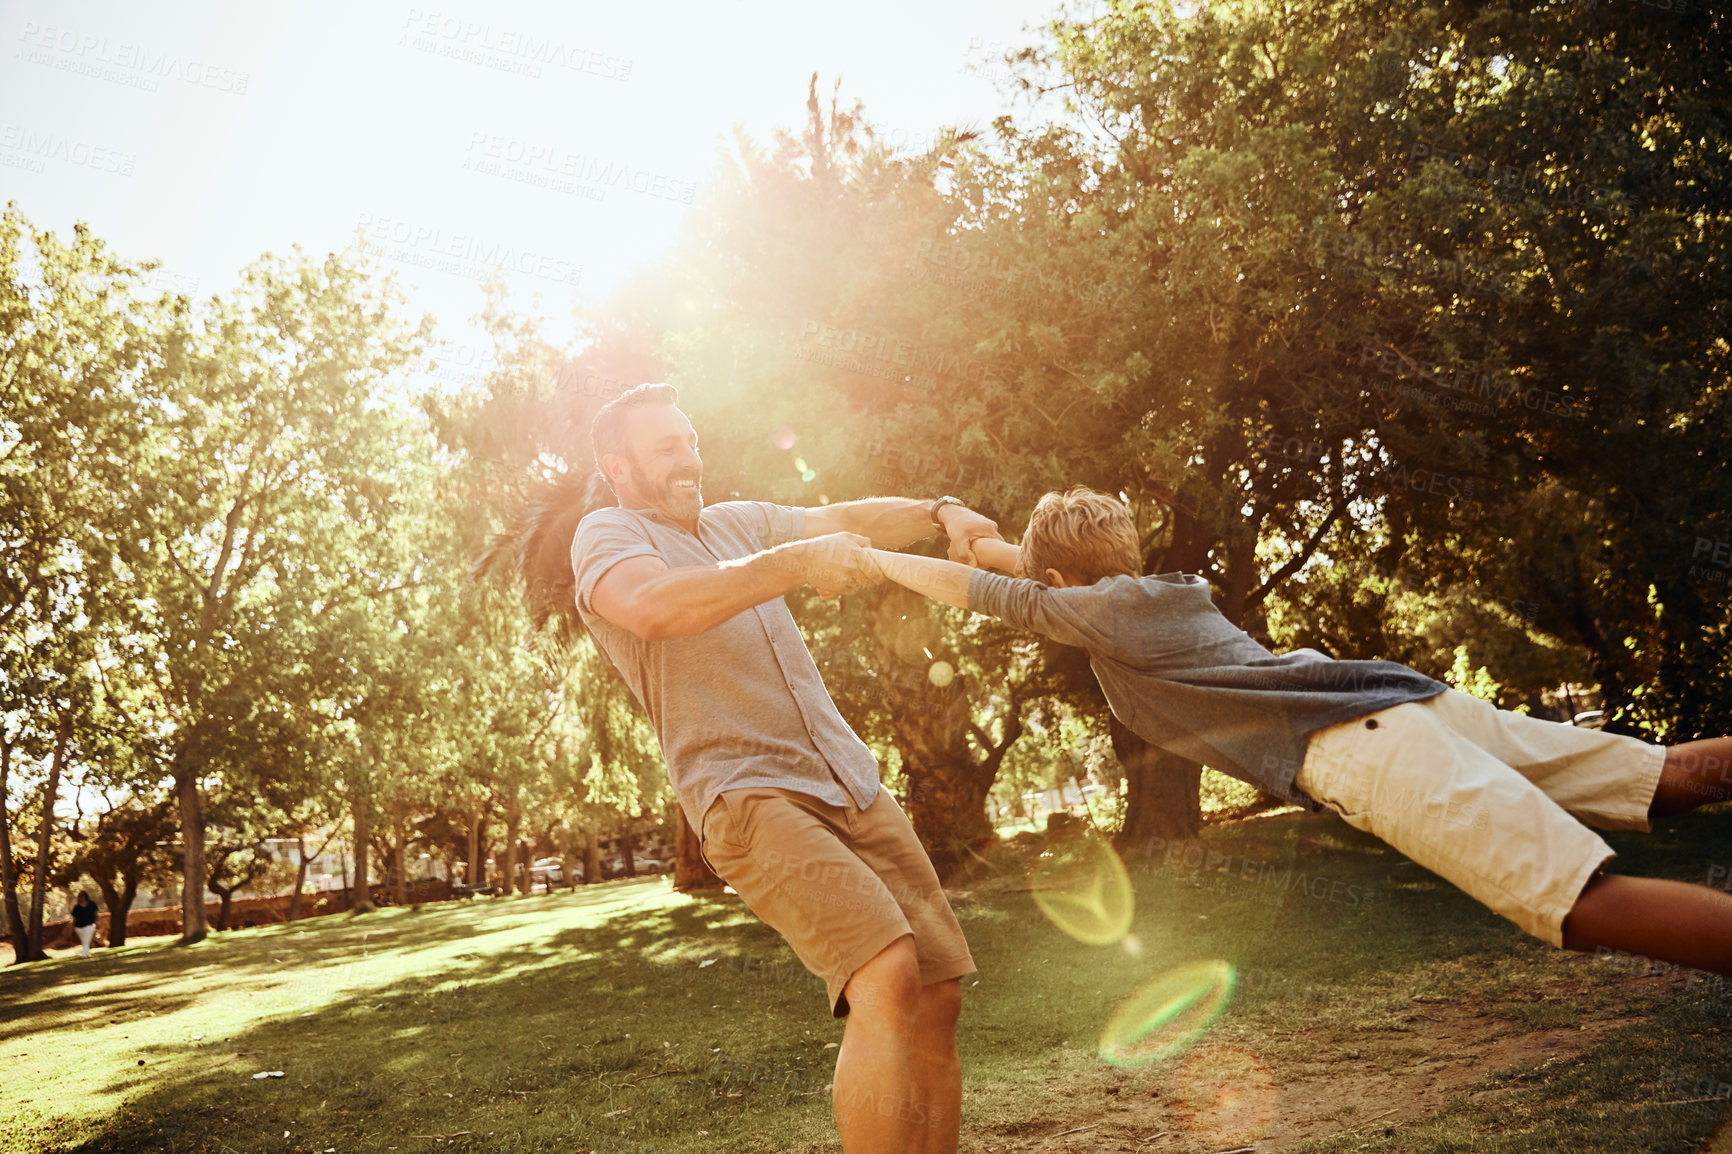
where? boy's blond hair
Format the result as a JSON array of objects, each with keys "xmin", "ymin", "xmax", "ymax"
[{"xmin": 1018, "ymin": 487, "xmax": 1142, "ymax": 585}]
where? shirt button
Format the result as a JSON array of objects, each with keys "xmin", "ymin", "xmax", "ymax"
[{"xmin": 1365, "ymin": 718, "xmax": 1379, "ymax": 730}]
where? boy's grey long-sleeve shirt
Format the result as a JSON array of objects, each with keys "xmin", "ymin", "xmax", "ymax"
[{"xmin": 967, "ymin": 570, "xmax": 1449, "ymax": 803}]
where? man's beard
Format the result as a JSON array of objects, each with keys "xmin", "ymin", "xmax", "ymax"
[{"xmin": 630, "ymin": 458, "xmax": 703, "ymax": 520}]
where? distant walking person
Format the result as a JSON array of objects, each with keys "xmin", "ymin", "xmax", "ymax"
[{"xmin": 72, "ymin": 892, "xmax": 98, "ymax": 958}]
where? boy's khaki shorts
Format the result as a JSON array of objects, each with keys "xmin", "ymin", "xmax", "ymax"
[
  {"xmin": 699, "ymin": 785, "xmax": 977, "ymax": 1016},
  {"xmin": 1295, "ymin": 688, "xmax": 1668, "ymax": 947}
]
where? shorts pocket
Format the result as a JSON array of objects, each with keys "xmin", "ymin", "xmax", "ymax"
[
  {"xmin": 715, "ymin": 790, "xmax": 756, "ymax": 849},
  {"xmin": 699, "ymin": 797, "xmax": 747, "ymax": 875},
  {"xmin": 1297, "ymin": 723, "xmax": 1376, "ymax": 818}
]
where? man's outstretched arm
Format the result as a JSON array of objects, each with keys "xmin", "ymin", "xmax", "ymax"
[
  {"xmin": 805, "ymin": 497, "xmax": 1001, "ymax": 560},
  {"xmin": 591, "ymin": 533, "xmax": 875, "ymax": 641}
]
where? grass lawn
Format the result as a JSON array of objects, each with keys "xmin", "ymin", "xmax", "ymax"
[{"xmin": 3, "ymin": 806, "xmax": 1729, "ymax": 1154}]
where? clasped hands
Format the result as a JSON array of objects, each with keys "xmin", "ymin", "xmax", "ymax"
[{"xmin": 784, "ymin": 506, "xmax": 1001, "ymax": 598}]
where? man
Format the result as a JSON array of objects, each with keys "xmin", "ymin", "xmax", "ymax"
[{"xmin": 569, "ymin": 383, "xmax": 999, "ymax": 1154}]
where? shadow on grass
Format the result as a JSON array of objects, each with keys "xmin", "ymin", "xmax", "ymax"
[
  {"xmin": 58, "ymin": 889, "xmax": 842, "ymax": 1154},
  {"xmin": 0, "ymin": 882, "xmax": 699, "ymax": 1043}
]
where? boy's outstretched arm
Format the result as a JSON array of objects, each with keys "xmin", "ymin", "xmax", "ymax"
[
  {"xmin": 865, "ymin": 549, "xmax": 973, "ymax": 609},
  {"xmin": 868, "ymin": 545, "xmax": 1127, "ymax": 655},
  {"xmin": 970, "ymin": 537, "xmax": 1021, "ymax": 574}
]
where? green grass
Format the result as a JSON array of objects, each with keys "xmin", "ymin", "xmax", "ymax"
[{"xmin": 3, "ymin": 807, "xmax": 1729, "ymax": 1153}]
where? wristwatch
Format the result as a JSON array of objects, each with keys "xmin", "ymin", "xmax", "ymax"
[{"xmin": 929, "ymin": 495, "xmax": 967, "ymax": 529}]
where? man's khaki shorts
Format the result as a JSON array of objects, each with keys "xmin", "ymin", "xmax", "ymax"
[
  {"xmin": 699, "ymin": 785, "xmax": 976, "ymax": 1016},
  {"xmin": 1295, "ymin": 688, "xmax": 1668, "ymax": 947}
]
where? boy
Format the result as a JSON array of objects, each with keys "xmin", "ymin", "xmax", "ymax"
[{"xmin": 869, "ymin": 487, "xmax": 1732, "ymax": 975}]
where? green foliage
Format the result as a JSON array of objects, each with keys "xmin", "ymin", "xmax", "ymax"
[
  {"xmin": 998, "ymin": 0, "xmax": 1730, "ymax": 737},
  {"xmin": 478, "ymin": 0, "xmax": 1728, "ymax": 851}
]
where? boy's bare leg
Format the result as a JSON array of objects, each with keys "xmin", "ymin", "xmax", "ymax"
[
  {"xmin": 1650, "ymin": 738, "xmax": 1732, "ymax": 816},
  {"xmin": 908, "ymin": 979, "xmax": 963, "ymax": 1154},
  {"xmin": 834, "ymin": 936, "xmax": 922, "ymax": 1152},
  {"xmin": 1562, "ymin": 874, "xmax": 1732, "ymax": 976}
]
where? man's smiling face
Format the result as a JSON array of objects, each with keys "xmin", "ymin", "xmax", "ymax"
[{"xmin": 613, "ymin": 402, "xmax": 703, "ymax": 522}]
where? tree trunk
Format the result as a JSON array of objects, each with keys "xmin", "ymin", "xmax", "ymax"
[
  {"xmin": 208, "ymin": 846, "xmax": 264, "ymax": 932},
  {"xmin": 863, "ymin": 588, "xmax": 1013, "ymax": 879},
  {"xmin": 96, "ymin": 878, "xmax": 122, "ymax": 944},
  {"xmin": 351, "ymin": 793, "xmax": 374, "ymax": 913},
  {"xmin": 897, "ymin": 679, "xmax": 998, "ymax": 880},
  {"xmin": 621, "ymin": 831, "xmax": 636, "ymax": 879},
  {"xmin": 209, "ymin": 846, "xmax": 234, "ymax": 931},
  {"xmin": 173, "ymin": 751, "xmax": 208, "ymax": 944},
  {"xmin": 673, "ymin": 808, "xmax": 723, "ymax": 892},
  {"xmin": 467, "ymin": 808, "xmax": 482, "ymax": 888},
  {"xmin": 583, "ymin": 831, "xmax": 601, "ymax": 886},
  {"xmin": 103, "ymin": 876, "xmax": 137, "ymax": 947},
  {"xmin": 392, "ymin": 812, "xmax": 408, "ymax": 905},
  {"xmin": 1110, "ymin": 716, "xmax": 1202, "ymax": 858},
  {"xmin": 503, "ymin": 795, "xmax": 521, "ymax": 897},
  {"xmin": 0, "ymin": 739, "xmax": 32, "ymax": 964},
  {"xmin": 26, "ymin": 718, "xmax": 70, "ymax": 960},
  {"xmin": 287, "ymin": 835, "xmax": 308, "ymax": 922}
]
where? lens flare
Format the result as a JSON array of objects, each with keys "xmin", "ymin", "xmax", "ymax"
[
  {"xmin": 773, "ymin": 426, "xmax": 796, "ymax": 450},
  {"xmin": 1028, "ymin": 826, "xmax": 1134, "ymax": 946},
  {"xmin": 928, "ymin": 661, "xmax": 955, "ymax": 687},
  {"xmin": 1099, "ymin": 959, "xmax": 1236, "ymax": 1067},
  {"xmin": 1172, "ymin": 1045, "xmax": 1278, "ymax": 1146}
]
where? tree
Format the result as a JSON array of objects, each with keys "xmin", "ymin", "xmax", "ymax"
[
  {"xmin": 612, "ymin": 78, "xmax": 1086, "ymax": 871},
  {"xmin": 278, "ymin": 791, "xmax": 343, "ymax": 923},
  {"xmin": 457, "ymin": 2, "xmax": 1731, "ymax": 861},
  {"xmin": 0, "ymin": 722, "xmax": 31, "ymax": 961},
  {"xmin": 0, "ymin": 206, "xmax": 171, "ymax": 960},
  {"xmin": 204, "ymin": 831, "xmax": 268, "ymax": 932},
  {"xmin": 57, "ymin": 792, "xmax": 176, "ymax": 948},
  {"xmin": 910, "ymin": 0, "xmax": 1731, "ymax": 833},
  {"xmin": 107, "ymin": 244, "xmax": 430, "ymax": 943},
  {"xmin": 437, "ymin": 284, "xmax": 692, "ymax": 887}
]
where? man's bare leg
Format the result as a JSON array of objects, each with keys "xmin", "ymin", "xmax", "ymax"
[
  {"xmin": 1562, "ymin": 874, "xmax": 1732, "ymax": 976},
  {"xmin": 834, "ymin": 935, "xmax": 922, "ymax": 1153},
  {"xmin": 907, "ymin": 979, "xmax": 962, "ymax": 1154},
  {"xmin": 1650, "ymin": 738, "xmax": 1732, "ymax": 816}
]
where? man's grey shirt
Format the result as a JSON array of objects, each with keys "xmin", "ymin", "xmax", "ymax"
[
  {"xmin": 572, "ymin": 500, "xmax": 880, "ymax": 831},
  {"xmin": 968, "ymin": 570, "xmax": 1449, "ymax": 804}
]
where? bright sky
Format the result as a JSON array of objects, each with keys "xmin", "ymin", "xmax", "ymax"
[{"xmin": 1, "ymin": 0, "xmax": 1075, "ymax": 381}]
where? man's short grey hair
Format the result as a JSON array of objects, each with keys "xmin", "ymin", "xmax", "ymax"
[{"xmin": 590, "ymin": 382, "xmax": 679, "ymax": 491}]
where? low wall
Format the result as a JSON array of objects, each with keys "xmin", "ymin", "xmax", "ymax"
[{"xmin": 41, "ymin": 879, "xmax": 460, "ymax": 949}]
